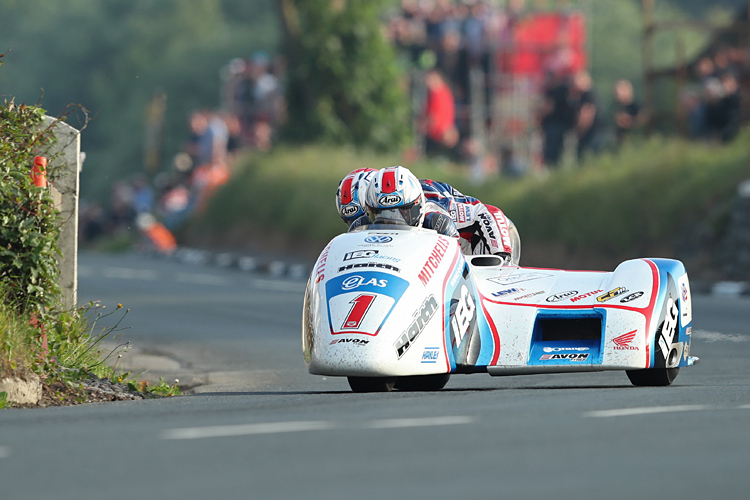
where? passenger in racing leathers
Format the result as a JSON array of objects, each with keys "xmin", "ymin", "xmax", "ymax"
[{"xmin": 336, "ymin": 166, "xmax": 520, "ymax": 265}]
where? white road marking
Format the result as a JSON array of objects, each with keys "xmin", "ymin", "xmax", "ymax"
[
  {"xmin": 161, "ymin": 416, "xmax": 473, "ymax": 441},
  {"xmin": 102, "ymin": 267, "xmax": 158, "ymax": 280},
  {"xmin": 0, "ymin": 446, "xmax": 10, "ymax": 459},
  {"xmin": 692, "ymin": 330, "xmax": 749, "ymax": 343},
  {"xmin": 739, "ymin": 404, "xmax": 750, "ymax": 410},
  {"xmin": 364, "ymin": 416, "xmax": 474, "ymax": 429},
  {"xmin": 174, "ymin": 273, "xmax": 231, "ymax": 286},
  {"xmin": 162, "ymin": 421, "xmax": 335, "ymax": 440},
  {"xmin": 584, "ymin": 405, "xmax": 713, "ymax": 418}
]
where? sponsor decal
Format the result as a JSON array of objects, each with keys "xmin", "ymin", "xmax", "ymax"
[
  {"xmin": 491, "ymin": 287, "xmax": 523, "ymax": 298},
  {"xmin": 612, "ymin": 330, "xmax": 639, "ymax": 350},
  {"xmin": 395, "ymin": 295, "xmax": 439, "ymax": 358},
  {"xmin": 540, "ymin": 353, "xmax": 589, "ymax": 361},
  {"xmin": 513, "ymin": 291, "xmax": 545, "ymax": 301},
  {"xmin": 344, "ymin": 250, "xmax": 378, "ymax": 261},
  {"xmin": 658, "ymin": 298, "xmax": 679, "ymax": 360},
  {"xmin": 619, "ymin": 291, "xmax": 644, "ymax": 303},
  {"xmin": 545, "ymin": 290, "xmax": 578, "ymax": 302},
  {"xmin": 686, "ymin": 326, "xmax": 692, "ymax": 336},
  {"xmin": 451, "ymin": 285, "xmax": 476, "ymax": 347},
  {"xmin": 421, "ymin": 347, "xmax": 440, "ymax": 364},
  {"xmin": 330, "ymin": 338, "xmax": 369, "ymax": 345},
  {"xmin": 341, "ymin": 275, "xmax": 387, "ymax": 291},
  {"xmin": 570, "ymin": 289, "xmax": 604, "ymax": 303},
  {"xmin": 490, "ymin": 210, "xmax": 513, "ymax": 251},
  {"xmin": 378, "ymin": 194, "xmax": 402, "ymax": 207},
  {"xmin": 314, "ymin": 243, "xmax": 332, "ymax": 283},
  {"xmin": 487, "ymin": 272, "xmax": 552, "ymax": 286},
  {"xmin": 597, "ymin": 287, "xmax": 628, "ymax": 303},
  {"xmin": 340, "ymin": 204, "xmax": 359, "ymax": 218},
  {"xmin": 326, "ymin": 271, "xmax": 409, "ymax": 336},
  {"xmin": 450, "ymin": 204, "xmax": 470, "ymax": 224},
  {"xmin": 418, "ymin": 237, "xmax": 451, "ymax": 286},
  {"xmin": 338, "ymin": 262, "xmax": 400, "ymax": 273},
  {"xmin": 477, "ymin": 212, "xmax": 499, "ymax": 248},
  {"xmin": 364, "ymin": 235, "xmax": 393, "ymax": 244},
  {"xmin": 543, "ymin": 346, "xmax": 589, "ymax": 352},
  {"xmin": 677, "ymin": 274, "xmax": 692, "ymax": 328}
]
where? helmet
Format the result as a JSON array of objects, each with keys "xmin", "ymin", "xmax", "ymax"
[
  {"xmin": 365, "ymin": 166, "xmax": 424, "ymax": 226},
  {"xmin": 335, "ymin": 168, "xmax": 376, "ymax": 226}
]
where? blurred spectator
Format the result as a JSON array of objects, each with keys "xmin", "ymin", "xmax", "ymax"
[
  {"xmin": 540, "ymin": 70, "xmax": 573, "ymax": 168},
  {"xmin": 569, "ymin": 70, "xmax": 604, "ymax": 161},
  {"xmin": 612, "ymin": 79, "xmax": 641, "ymax": 147},
  {"xmin": 186, "ymin": 109, "xmax": 228, "ymax": 169},
  {"xmin": 421, "ymin": 69, "xmax": 459, "ymax": 158}
]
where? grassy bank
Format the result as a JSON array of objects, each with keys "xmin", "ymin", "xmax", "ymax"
[{"xmin": 195, "ymin": 130, "xmax": 750, "ymax": 276}]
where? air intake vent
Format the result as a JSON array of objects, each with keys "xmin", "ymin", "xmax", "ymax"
[
  {"xmin": 471, "ymin": 255, "xmax": 504, "ymax": 267},
  {"xmin": 539, "ymin": 317, "xmax": 602, "ymax": 341}
]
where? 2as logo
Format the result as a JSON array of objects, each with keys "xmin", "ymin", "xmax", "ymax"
[
  {"xmin": 341, "ymin": 275, "xmax": 387, "ymax": 291},
  {"xmin": 451, "ymin": 285, "xmax": 475, "ymax": 347},
  {"xmin": 364, "ymin": 235, "xmax": 392, "ymax": 244}
]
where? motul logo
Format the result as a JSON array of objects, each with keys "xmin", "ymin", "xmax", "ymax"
[{"xmin": 612, "ymin": 330, "xmax": 639, "ymax": 350}]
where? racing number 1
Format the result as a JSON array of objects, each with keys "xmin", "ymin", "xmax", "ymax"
[{"xmin": 342, "ymin": 294, "xmax": 376, "ymax": 330}]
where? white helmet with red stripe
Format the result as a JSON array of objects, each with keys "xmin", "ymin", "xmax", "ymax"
[
  {"xmin": 364, "ymin": 166, "xmax": 424, "ymax": 226},
  {"xmin": 335, "ymin": 168, "xmax": 377, "ymax": 225}
]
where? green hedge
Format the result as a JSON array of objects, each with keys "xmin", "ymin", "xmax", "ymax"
[
  {"xmin": 0, "ymin": 99, "xmax": 61, "ymax": 314},
  {"xmin": 197, "ymin": 132, "xmax": 750, "ymax": 270}
]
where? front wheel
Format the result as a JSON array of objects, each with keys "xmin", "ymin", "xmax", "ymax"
[
  {"xmin": 348, "ymin": 376, "xmax": 396, "ymax": 393},
  {"xmin": 626, "ymin": 367, "xmax": 680, "ymax": 386}
]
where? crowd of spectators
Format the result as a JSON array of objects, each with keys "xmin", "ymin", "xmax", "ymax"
[
  {"xmin": 683, "ymin": 46, "xmax": 746, "ymax": 143},
  {"xmin": 80, "ymin": 51, "xmax": 286, "ymax": 252}
]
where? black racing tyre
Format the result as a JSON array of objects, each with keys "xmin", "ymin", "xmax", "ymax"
[
  {"xmin": 347, "ymin": 376, "xmax": 396, "ymax": 393},
  {"xmin": 626, "ymin": 367, "xmax": 680, "ymax": 386},
  {"xmin": 394, "ymin": 374, "xmax": 451, "ymax": 392}
]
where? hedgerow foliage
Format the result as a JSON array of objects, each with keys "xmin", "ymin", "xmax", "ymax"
[{"xmin": 0, "ymin": 91, "xmax": 61, "ymax": 314}]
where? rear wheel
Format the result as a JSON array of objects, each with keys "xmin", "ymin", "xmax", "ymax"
[
  {"xmin": 394, "ymin": 374, "xmax": 451, "ymax": 391},
  {"xmin": 347, "ymin": 376, "xmax": 396, "ymax": 393},
  {"xmin": 626, "ymin": 367, "xmax": 680, "ymax": 386}
]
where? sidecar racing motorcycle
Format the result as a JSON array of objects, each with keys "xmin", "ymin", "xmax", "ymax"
[{"xmin": 302, "ymin": 225, "xmax": 699, "ymax": 392}]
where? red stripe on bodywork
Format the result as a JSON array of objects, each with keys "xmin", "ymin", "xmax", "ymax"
[
  {"xmin": 381, "ymin": 169, "xmax": 397, "ymax": 194},
  {"xmin": 340, "ymin": 176, "xmax": 354, "ymax": 205},
  {"xmin": 478, "ymin": 293, "xmax": 502, "ymax": 365}
]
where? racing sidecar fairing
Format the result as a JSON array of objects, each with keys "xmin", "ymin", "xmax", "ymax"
[{"xmin": 302, "ymin": 225, "xmax": 699, "ymax": 392}]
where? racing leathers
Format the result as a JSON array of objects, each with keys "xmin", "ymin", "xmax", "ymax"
[{"xmin": 420, "ymin": 179, "xmax": 520, "ymax": 265}]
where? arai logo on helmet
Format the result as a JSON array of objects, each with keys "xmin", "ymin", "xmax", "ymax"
[
  {"xmin": 378, "ymin": 194, "xmax": 403, "ymax": 207},
  {"xmin": 340, "ymin": 204, "xmax": 360, "ymax": 218},
  {"xmin": 364, "ymin": 235, "xmax": 392, "ymax": 244},
  {"xmin": 341, "ymin": 275, "xmax": 388, "ymax": 291}
]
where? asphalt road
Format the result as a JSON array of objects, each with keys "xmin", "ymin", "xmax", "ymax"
[{"xmin": 1, "ymin": 252, "xmax": 748, "ymax": 500}]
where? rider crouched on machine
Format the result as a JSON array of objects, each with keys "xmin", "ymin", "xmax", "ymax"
[{"xmin": 336, "ymin": 166, "xmax": 521, "ymax": 266}]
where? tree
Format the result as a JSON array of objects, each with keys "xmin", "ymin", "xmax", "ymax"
[{"xmin": 278, "ymin": 0, "xmax": 410, "ymax": 152}]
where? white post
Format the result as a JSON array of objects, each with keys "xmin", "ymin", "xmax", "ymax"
[{"xmin": 42, "ymin": 116, "xmax": 81, "ymax": 310}]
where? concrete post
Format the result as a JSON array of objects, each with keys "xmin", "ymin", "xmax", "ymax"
[{"xmin": 42, "ymin": 116, "xmax": 81, "ymax": 310}]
